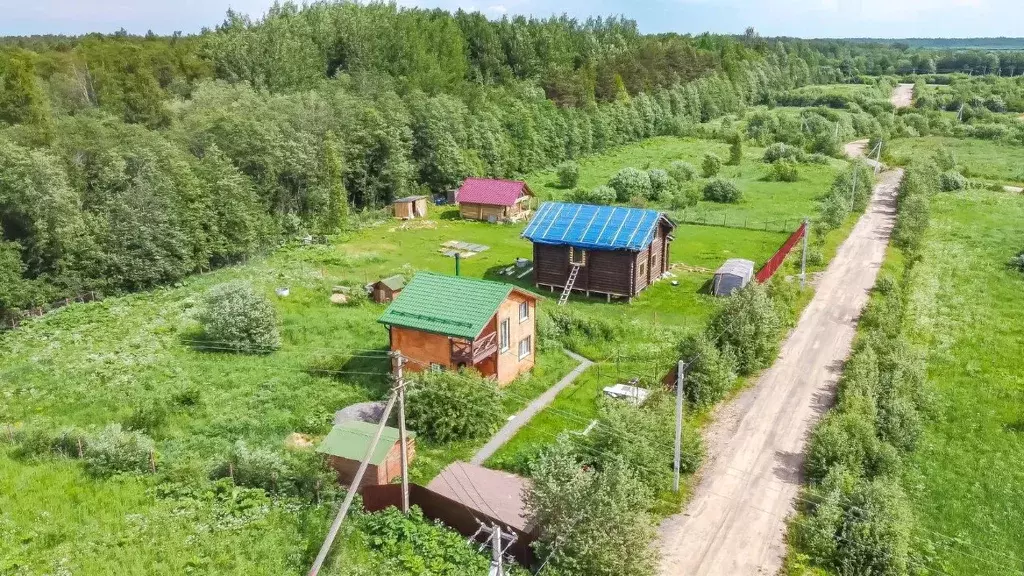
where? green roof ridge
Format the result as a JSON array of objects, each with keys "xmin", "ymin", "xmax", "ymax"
[{"xmin": 377, "ymin": 272, "xmax": 516, "ymax": 339}]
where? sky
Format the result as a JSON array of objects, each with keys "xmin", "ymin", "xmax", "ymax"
[{"xmin": 2, "ymin": 0, "xmax": 1022, "ymax": 39}]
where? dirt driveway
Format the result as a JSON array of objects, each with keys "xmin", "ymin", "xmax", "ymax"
[
  {"xmin": 657, "ymin": 169, "xmax": 904, "ymax": 576},
  {"xmin": 891, "ymin": 83, "xmax": 914, "ymax": 108}
]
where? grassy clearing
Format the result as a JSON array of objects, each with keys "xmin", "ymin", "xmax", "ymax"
[
  {"xmin": 903, "ymin": 188, "xmax": 1024, "ymax": 574},
  {"xmin": 526, "ymin": 136, "xmax": 844, "ymax": 227},
  {"xmin": 887, "ymin": 136, "xmax": 1024, "ymax": 183}
]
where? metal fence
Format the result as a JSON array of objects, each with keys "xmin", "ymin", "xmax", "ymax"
[
  {"xmin": 671, "ymin": 210, "xmax": 800, "ymax": 234},
  {"xmin": 755, "ymin": 221, "xmax": 807, "ymax": 284}
]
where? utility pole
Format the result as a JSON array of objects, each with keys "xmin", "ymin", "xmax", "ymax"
[
  {"xmin": 673, "ymin": 360, "xmax": 685, "ymax": 493},
  {"xmin": 489, "ymin": 523, "xmax": 504, "ymax": 576},
  {"xmin": 308, "ymin": 390, "xmax": 399, "ymax": 576},
  {"xmin": 393, "ymin": 351, "xmax": 410, "ymax": 515},
  {"xmin": 800, "ymin": 219, "xmax": 809, "ymax": 290}
]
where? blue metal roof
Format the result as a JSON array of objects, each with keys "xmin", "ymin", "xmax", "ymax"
[{"xmin": 522, "ymin": 202, "xmax": 672, "ymax": 251}]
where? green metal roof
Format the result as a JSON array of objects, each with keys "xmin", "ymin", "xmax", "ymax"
[
  {"xmin": 377, "ymin": 272, "xmax": 515, "ymax": 339},
  {"xmin": 378, "ymin": 275, "xmax": 406, "ymax": 291},
  {"xmin": 316, "ymin": 421, "xmax": 414, "ymax": 465}
]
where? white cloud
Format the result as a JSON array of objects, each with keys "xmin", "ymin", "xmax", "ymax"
[{"xmin": 486, "ymin": 4, "xmax": 508, "ymax": 14}]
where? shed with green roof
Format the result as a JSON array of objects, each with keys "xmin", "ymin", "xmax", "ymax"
[
  {"xmin": 378, "ymin": 272, "xmax": 539, "ymax": 385},
  {"xmin": 317, "ymin": 420, "xmax": 416, "ymax": 488}
]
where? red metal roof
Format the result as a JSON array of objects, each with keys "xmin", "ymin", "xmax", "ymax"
[{"xmin": 456, "ymin": 178, "xmax": 530, "ymax": 207}]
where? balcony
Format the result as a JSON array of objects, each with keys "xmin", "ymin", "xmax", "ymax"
[{"xmin": 450, "ymin": 331, "xmax": 499, "ymax": 366}]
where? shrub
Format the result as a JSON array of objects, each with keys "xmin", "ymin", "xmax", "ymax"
[
  {"xmin": 124, "ymin": 399, "xmax": 168, "ymax": 434},
  {"xmin": 646, "ymin": 168, "xmax": 673, "ymax": 201},
  {"xmin": 702, "ymin": 179, "xmax": 742, "ymax": 204},
  {"xmin": 807, "ymin": 153, "xmax": 830, "ymax": 165},
  {"xmin": 557, "ymin": 161, "xmax": 580, "ymax": 188},
  {"xmin": 669, "ymin": 184, "xmax": 702, "ymax": 210},
  {"xmin": 84, "ymin": 424, "xmax": 156, "ymax": 476},
  {"xmin": 667, "ymin": 160, "xmax": 696, "ymax": 183},
  {"xmin": 938, "ymin": 170, "xmax": 967, "ymax": 191},
  {"xmin": 196, "ymin": 281, "xmax": 280, "ymax": 353},
  {"xmin": 608, "ymin": 167, "xmax": 652, "ymax": 202},
  {"xmin": 767, "ymin": 160, "xmax": 800, "ymax": 182},
  {"xmin": 728, "ymin": 132, "xmax": 743, "ymax": 165},
  {"xmin": 818, "ymin": 193, "xmax": 849, "ymax": 230},
  {"xmin": 892, "ymin": 170, "xmax": 932, "ymax": 260},
  {"xmin": 405, "ymin": 369, "xmax": 502, "ymax": 443},
  {"xmin": 677, "ymin": 333, "xmax": 737, "ymax": 407},
  {"xmin": 805, "ymin": 410, "xmax": 876, "ymax": 482},
  {"xmin": 525, "ymin": 438, "xmax": 658, "ymax": 576},
  {"xmin": 874, "ymin": 274, "xmax": 898, "ymax": 295},
  {"xmin": 707, "ymin": 282, "xmax": 783, "ymax": 375},
  {"xmin": 570, "ymin": 185, "xmax": 616, "ymax": 205},
  {"xmin": 359, "ymin": 507, "xmax": 494, "ymax": 573},
  {"xmin": 763, "ymin": 142, "xmax": 799, "ymax": 164},
  {"xmin": 213, "ymin": 440, "xmax": 288, "ymax": 492},
  {"xmin": 701, "ymin": 153, "xmax": 722, "ymax": 178}
]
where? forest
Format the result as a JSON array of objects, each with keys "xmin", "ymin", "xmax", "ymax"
[{"xmin": 3, "ymin": 3, "xmax": 1024, "ymax": 321}]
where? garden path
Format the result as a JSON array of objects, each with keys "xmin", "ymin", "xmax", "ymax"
[
  {"xmin": 469, "ymin": 349, "xmax": 593, "ymax": 465},
  {"xmin": 656, "ymin": 168, "xmax": 904, "ymax": 576}
]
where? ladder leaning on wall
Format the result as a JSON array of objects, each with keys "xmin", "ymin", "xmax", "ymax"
[{"xmin": 558, "ymin": 264, "xmax": 582, "ymax": 306}]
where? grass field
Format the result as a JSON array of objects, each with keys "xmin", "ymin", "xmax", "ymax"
[
  {"xmin": 0, "ymin": 134, "xmax": 845, "ymax": 575},
  {"xmin": 888, "ymin": 136, "xmax": 1024, "ymax": 184},
  {"xmin": 903, "ymin": 188, "xmax": 1024, "ymax": 575}
]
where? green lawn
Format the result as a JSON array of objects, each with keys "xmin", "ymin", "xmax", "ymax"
[
  {"xmin": 903, "ymin": 188, "xmax": 1024, "ymax": 575},
  {"xmin": 0, "ymin": 134, "xmax": 845, "ymax": 575}
]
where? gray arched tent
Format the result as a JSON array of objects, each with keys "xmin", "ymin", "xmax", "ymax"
[{"xmin": 711, "ymin": 258, "xmax": 755, "ymax": 296}]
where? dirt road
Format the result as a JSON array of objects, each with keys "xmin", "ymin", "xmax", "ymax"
[
  {"xmin": 657, "ymin": 169, "xmax": 903, "ymax": 576},
  {"xmin": 891, "ymin": 83, "xmax": 914, "ymax": 108}
]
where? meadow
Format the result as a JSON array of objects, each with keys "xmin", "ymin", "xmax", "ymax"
[
  {"xmin": 887, "ymin": 136, "xmax": 1024, "ymax": 184},
  {"xmin": 903, "ymin": 187, "xmax": 1024, "ymax": 574}
]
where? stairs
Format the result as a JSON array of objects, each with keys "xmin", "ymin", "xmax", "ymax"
[{"xmin": 558, "ymin": 264, "xmax": 582, "ymax": 306}]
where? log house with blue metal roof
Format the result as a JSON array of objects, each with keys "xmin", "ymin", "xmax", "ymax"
[{"xmin": 522, "ymin": 202, "xmax": 675, "ymax": 302}]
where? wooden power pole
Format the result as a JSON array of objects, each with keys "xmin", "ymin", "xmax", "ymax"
[
  {"xmin": 673, "ymin": 360, "xmax": 685, "ymax": 493},
  {"xmin": 393, "ymin": 351, "xmax": 410, "ymax": 515}
]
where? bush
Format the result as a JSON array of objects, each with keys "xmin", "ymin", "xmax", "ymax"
[
  {"xmin": 874, "ymin": 274, "xmax": 898, "ymax": 295},
  {"xmin": 646, "ymin": 168, "xmax": 673, "ymax": 201},
  {"xmin": 669, "ymin": 184, "xmax": 702, "ymax": 210},
  {"xmin": 556, "ymin": 161, "xmax": 580, "ymax": 188},
  {"xmin": 667, "ymin": 160, "xmax": 696, "ymax": 183},
  {"xmin": 405, "ymin": 369, "xmax": 502, "ymax": 443},
  {"xmin": 818, "ymin": 193, "xmax": 849, "ymax": 230},
  {"xmin": 677, "ymin": 333, "xmax": 737, "ymax": 407},
  {"xmin": 938, "ymin": 170, "xmax": 967, "ymax": 191},
  {"xmin": 196, "ymin": 281, "xmax": 280, "ymax": 353},
  {"xmin": 608, "ymin": 167, "xmax": 652, "ymax": 202},
  {"xmin": 767, "ymin": 160, "xmax": 800, "ymax": 182},
  {"xmin": 84, "ymin": 424, "xmax": 156, "ymax": 476},
  {"xmin": 763, "ymin": 142, "xmax": 799, "ymax": 163},
  {"xmin": 124, "ymin": 399, "xmax": 168, "ymax": 434},
  {"xmin": 570, "ymin": 185, "xmax": 616, "ymax": 205},
  {"xmin": 702, "ymin": 179, "xmax": 742, "ymax": 203},
  {"xmin": 358, "ymin": 507, "xmax": 494, "ymax": 573},
  {"xmin": 728, "ymin": 133, "xmax": 743, "ymax": 165},
  {"xmin": 806, "ymin": 153, "xmax": 830, "ymax": 165},
  {"xmin": 707, "ymin": 282, "xmax": 782, "ymax": 375},
  {"xmin": 701, "ymin": 153, "xmax": 722, "ymax": 177},
  {"xmin": 213, "ymin": 440, "xmax": 288, "ymax": 492}
]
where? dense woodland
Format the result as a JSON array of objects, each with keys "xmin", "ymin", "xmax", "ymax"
[{"xmin": 2, "ymin": 2, "xmax": 1023, "ymax": 320}]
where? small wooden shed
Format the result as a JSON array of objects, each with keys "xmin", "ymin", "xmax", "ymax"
[
  {"xmin": 393, "ymin": 195, "xmax": 428, "ymax": 219},
  {"xmin": 369, "ymin": 275, "xmax": 405, "ymax": 304},
  {"xmin": 711, "ymin": 258, "xmax": 754, "ymax": 296},
  {"xmin": 317, "ymin": 420, "xmax": 416, "ymax": 489},
  {"xmin": 456, "ymin": 178, "xmax": 533, "ymax": 222}
]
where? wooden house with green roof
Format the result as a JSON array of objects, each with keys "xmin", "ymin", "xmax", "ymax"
[
  {"xmin": 378, "ymin": 272, "xmax": 538, "ymax": 385},
  {"xmin": 316, "ymin": 420, "xmax": 416, "ymax": 488}
]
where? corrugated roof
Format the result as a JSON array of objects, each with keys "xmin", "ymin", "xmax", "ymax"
[
  {"xmin": 522, "ymin": 202, "xmax": 673, "ymax": 251},
  {"xmin": 316, "ymin": 421, "xmax": 414, "ymax": 465},
  {"xmin": 394, "ymin": 195, "xmax": 428, "ymax": 203},
  {"xmin": 377, "ymin": 272, "xmax": 513, "ymax": 339},
  {"xmin": 456, "ymin": 178, "xmax": 530, "ymax": 207},
  {"xmin": 715, "ymin": 258, "xmax": 755, "ymax": 277},
  {"xmin": 377, "ymin": 275, "xmax": 405, "ymax": 291},
  {"xmin": 427, "ymin": 461, "xmax": 534, "ymax": 532}
]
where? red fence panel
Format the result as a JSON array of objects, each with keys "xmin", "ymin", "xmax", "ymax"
[{"xmin": 755, "ymin": 222, "xmax": 806, "ymax": 284}]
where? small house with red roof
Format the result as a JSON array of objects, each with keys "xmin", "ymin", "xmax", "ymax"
[{"xmin": 456, "ymin": 178, "xmax": 534, "ymax": 223}]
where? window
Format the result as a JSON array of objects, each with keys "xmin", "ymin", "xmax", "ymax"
[
  {"xmin": 519, "ymin": 301, "xmax": 530, "ymax": 322},
  {"xmin": 499, "ymin": 318, "xmax": 510, "ymax": 352},
  {"xmin": 638, "ymin": 258, "xmax": 647, "ymax": 279},
  {"xmin": 569, "ymin": 247, "xmax": 586, "ymax": 266},
  {"xmin": 518, "ymin": 336, "xmax": 532, "ymax": 360}
]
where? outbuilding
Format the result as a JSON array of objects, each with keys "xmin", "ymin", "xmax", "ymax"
[
  {"xmin": 522, "ymin": 202, "xmax": 675, "ymax": 302},
  {"xmin": 456, "ymin": 178, "xmax": 534, "ymax": 222},
  {"xmin": 378, "ymin": 272, "xmax": 539, "ymax": 386},
  {"xmin": 393, "ymin": 195, "xmax": 429, "ymax": 219},
  {"xmin": 368, "ymin": 275, "xmax": 405, "ymax": 304},
  {"xmin": 317, "ymin": 420, "xmax": 416, "ymax": 489},
  {"xmin": 711, "ymin": 258, "xmax": 755, "ymax": 296}
]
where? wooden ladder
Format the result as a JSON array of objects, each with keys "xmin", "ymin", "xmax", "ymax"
[{"xmin": 558, "ymin": 264, "xmax": 582, "ymax": 306}]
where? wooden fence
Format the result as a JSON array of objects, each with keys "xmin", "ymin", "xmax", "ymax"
[{"xmin": 361, "ymin": 483, "xmax": 538, "ymax": 566}]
